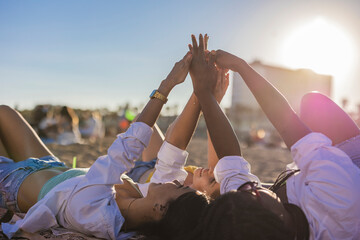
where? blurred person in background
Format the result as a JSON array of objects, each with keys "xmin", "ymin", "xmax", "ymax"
[{"xmin": 56, "ymin": 106, "xmax": 82, "ymax": 145}]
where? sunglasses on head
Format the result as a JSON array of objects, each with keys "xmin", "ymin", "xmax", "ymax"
[{"xmin": 237, "ymin": 181, "xmax": 262, "ymax": 203}]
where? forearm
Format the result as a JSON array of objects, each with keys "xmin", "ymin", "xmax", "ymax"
[
  {"xmin": 207, "ymin": 130, "xmax": 219, "ymax": 169},
  {"xmin": 234, "ymin": 58, "xmax": 311, "ymax": 148},
  {"xmin": 165, "ymin": 93, "xmax": 201, "ymax": 150},
  {"xmin": 197, "ymin": 92, "xmax": 241, "ymax": 159},
  {"xmin": 141, "ymin": 123, "xmax": 164, "ymax": 162},
  {"xmin": 136, "ymin": 80, "xmax": 173, "ymax": 128}
]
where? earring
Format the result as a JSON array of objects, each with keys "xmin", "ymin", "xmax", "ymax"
[{"xmin": 153, "ymin": 203, "xmax": 159, "ymax": 212}]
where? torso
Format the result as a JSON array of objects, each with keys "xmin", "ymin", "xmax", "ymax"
[{"xmin": 18, "ymin": 167, "xmax": 70, "ymax": 212}]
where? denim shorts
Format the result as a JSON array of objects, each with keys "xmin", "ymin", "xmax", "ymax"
[
  {"xmin": 0, "ymin": 156, "xmax": 66, "ymax": 213},
  {"xmin": 126, "ymin": 159, "xmax": 156, "ymax": 182},
  {"xmin": 335, "ymin": 134, "xmax": 360, "ymax": 169}
]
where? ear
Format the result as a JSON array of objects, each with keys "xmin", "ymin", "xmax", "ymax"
[{"xmin": 153, "ymin": 202, "xmax": 169, "ymax": 218}]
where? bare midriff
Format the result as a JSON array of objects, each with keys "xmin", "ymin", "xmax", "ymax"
[{"xmin": 17, "ymin": 167, "xmax": 70, "ymax": 212}]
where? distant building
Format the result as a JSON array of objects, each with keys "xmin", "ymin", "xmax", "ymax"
[{"xmin": 228, "ymin": 60, "xmax": 332, "ymax": 136}]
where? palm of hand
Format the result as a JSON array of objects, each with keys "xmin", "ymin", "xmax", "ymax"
[{"xmin": 213, "ymin": 70, "xmax": 229, "ymax": 103}]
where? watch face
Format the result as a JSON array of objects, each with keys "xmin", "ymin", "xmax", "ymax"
[
  {"xmin": 149, "ymin": 90, "xmax": 167, "ymax": 103},
  {"xmin": 150, "ymin": 90, "xmax": 157, "ymax": 98}
]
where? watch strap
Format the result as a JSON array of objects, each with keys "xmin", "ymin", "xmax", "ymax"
[{"xmin": 150, "ymin": 90, "xmax": 168, "ymax": 103}]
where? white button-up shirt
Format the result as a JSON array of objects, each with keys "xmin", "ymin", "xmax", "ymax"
[
  {"xmin": 137, "ymin": 141, "xmax": 189, "ymax": 196},
  {"xmin": 214, "ymin": 132, "xmax": 360, "ymax": 240},
  {"xmin": 3, "ymin": 122, "xmax": 192, "ymax": 239},
  {"xmin": 3, "ymin": 122, "xmax": 153, "ymax": 240}
]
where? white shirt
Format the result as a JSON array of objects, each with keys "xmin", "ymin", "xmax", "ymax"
[
  {"xmin": 138, "ymin": 140, "xmax": 190, "ymax": 197},
  {"xmin": 214, "ymin": 132, "xmax": 360, "ymax": 240},
  {"xmin": 3, "ymin": 122, "xmax": 153, "ymax": 240}
]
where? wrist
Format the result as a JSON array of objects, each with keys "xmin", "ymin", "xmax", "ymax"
[
  {"xmin": 215, "ymin": 94, "xmax": 223, "ymax": 104},
  {"xmin": 195, "ymin": 90, "xmax": 213, "ymax": 102},
  {"xmin": 158, "ymin": 79, "xmax": 173, "ymax": 97},
  {"xmin": 233, "ymin": 58, "xmax": 246, "ymax": 72}
]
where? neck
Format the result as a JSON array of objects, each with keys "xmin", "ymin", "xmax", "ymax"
[
  {"xmin": 118, "ymin": 197, "xmax": 154, "ymax": 230},
  {"xmin": 184, "ymin": 172, "xmax": 193, "ymax": 187}
]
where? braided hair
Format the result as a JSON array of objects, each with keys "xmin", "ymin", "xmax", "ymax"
[{"xmin": 270, "ymin": 169, "xmax": 310, "ymax": 240}]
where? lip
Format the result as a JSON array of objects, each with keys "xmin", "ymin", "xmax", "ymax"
[{"xmin": 200, "ymin": 168, "xmax": 204, "ymax": 177}]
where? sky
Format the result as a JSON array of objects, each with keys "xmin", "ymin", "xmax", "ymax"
[{"xmin": 1, "ymin": 0, "xmax": 359, "ymax": 111}]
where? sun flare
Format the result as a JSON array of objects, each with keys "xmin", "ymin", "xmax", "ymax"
[{"xmin": 281, "ymin": 18, "xmax": 355, "ymax": 77}]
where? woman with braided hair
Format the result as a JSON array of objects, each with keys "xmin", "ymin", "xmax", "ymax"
[{"xmin": 188, "ymin": 34, "xmax": 360, "ymax": 240}]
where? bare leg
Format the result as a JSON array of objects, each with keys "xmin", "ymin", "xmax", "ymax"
[
  {"xmin": 0, "ymin": 138, "xmax": 9, "ymax": 158},
  {"xmin": 0, "ymin": 105, "xmax": 54, "ymax": 162},
  {"xmin": 300, "ymin": 92, "xmax": 360, "ymax": 145},
  {"xmin": 141, "ymin": 123, "xmax": 164, "ymax": 162}
]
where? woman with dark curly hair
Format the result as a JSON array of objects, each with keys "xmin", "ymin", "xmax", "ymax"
[
  {"xmin": 188, "ymin": 34, "xmax": 360, "ymax": 240},
  {"xmin": 0, "ymin": 51, "xmax": 209, "ymax": 240}
]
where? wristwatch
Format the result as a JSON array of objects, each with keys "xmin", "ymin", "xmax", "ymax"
[{"xmin": 149, "ymin": 90, "xmax": 168, "ymax": 103}]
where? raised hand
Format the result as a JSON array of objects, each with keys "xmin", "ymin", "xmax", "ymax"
[
  {"xmin": 214, "ymin": 69, "xmax": 229, "ymax": 103},
  {"xmin": 212, "ymin": 50, "xmax": 240, "ymax": 72},
  {"xmin": 136, "ymin": 52, "xmax": 192, "ymax": 128},
  {"xmin": 188, "ymin": 34, "xmax": 241, "ymax": 159},
  {"xmin": 188, "ymin": 34, "xmax": 218, "ymax": 97},
  {"xmin": 165, "ymin": 51, "xmax": 192, "ymax": 88}
]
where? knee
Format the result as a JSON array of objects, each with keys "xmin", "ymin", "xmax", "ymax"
[
  {"xmin": 0, "ymin": 105, "xmax": 19, "ymax": 122},
  {"xmin": 0, "ymin": 105, "xmax": 15, "ymax": 114},
  {"xmin": 300, "ymin": 92, "xmax": 333, "ymax": 114},
  {"xmin": 301, "ymin": 92, "xmax": 329, "ymax": 107}
]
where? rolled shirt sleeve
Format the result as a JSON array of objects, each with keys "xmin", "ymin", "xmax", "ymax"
[
  {"xmin": 83, "ymin": 122, "xmax": 153, "ymax": 186},
  {"xmin": 150, "ymin": 141, "xmax": 189, "ymax": 184},
  {"xmin": 214, "ymin": 156, "xmax": 261, "ymax": 194}
]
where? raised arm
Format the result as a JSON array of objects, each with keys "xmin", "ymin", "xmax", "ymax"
[
  {"xmin": 214, "ymin": 50, "xmax": 311, "ymax": 149},
  {"xmin": 136, "ymin": 52, "xmax": 192, "ymax": 128},
  {"xmin": 207, "ymin": 68, "xmax": 229, "ymax": 169},
  {"xmin": 141, "ymin": 123, "xmax": 165, "ymax": 162},
  {"xmin": 164, "ymin": 36, "xmax": 211, "ymax": 150},
  {"xmin": 190, "ymin": 34, "xmax": 241, "ymax": 159},
  {"xmin": 164, "ymin": 93, "xmax": 201, "ymax": 150}
]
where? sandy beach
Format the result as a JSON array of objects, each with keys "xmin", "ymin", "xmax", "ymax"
[
  {"xmin": 47, "ymin": 136, "xmax": 292, "ymax": 183},
  {"xmin": 0, "ymin": 136, "xmax": 292, "ymax": 239}
]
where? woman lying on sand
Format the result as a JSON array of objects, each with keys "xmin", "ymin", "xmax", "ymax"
[
  {"xmin": 187, "ymin": 34, "xmax": 360, "ymax": 240},
  {"xmin": 126, "ymin": 35, "xmax": 229, "ymax": 200},
  {"xmin": 128, "ymin": 89, "xmax": 227, "ymax": 199},
  {"xmin": 128, "ymin": 76, "xmax": 228, "ymax": 200},
  {"xmin": 0, "ymin": 52, "xmax": 210, "ymax": 240}
]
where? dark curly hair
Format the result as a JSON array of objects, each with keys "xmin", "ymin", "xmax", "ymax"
[
  {"xmin": 198, "ymin": 191, "xmax": 293, "ymax": 240},
  {"xmin": 138, "ymin": 191, "xmax": 209, "ymax": 240}
]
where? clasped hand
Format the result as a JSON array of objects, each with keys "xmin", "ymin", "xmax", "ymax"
[
  {"xmin": 188, "ymin": 34, "xmax": 219, "ymax": 98},
  {"xmin": 164, "ymin": 34, "xmax": 229, "ymax": 101}
]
